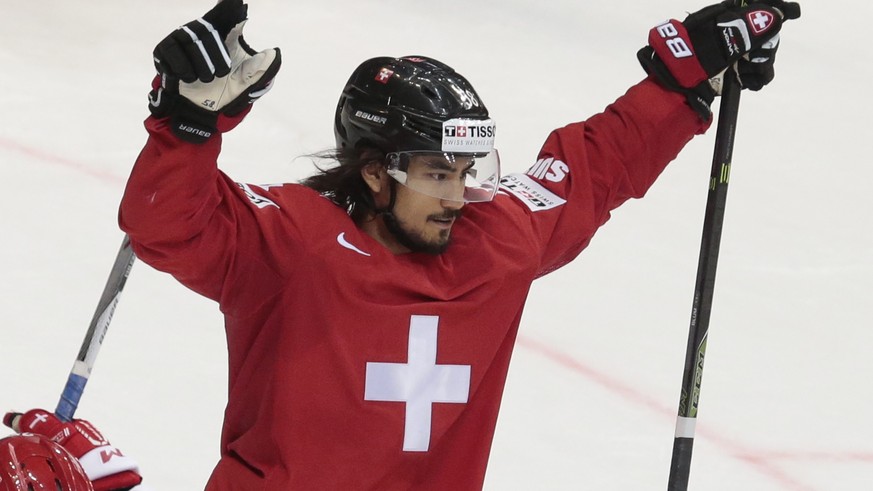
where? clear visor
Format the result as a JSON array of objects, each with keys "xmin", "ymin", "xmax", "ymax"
[{"xmin": 385, "ymin": 150, "xmax": 501, "ymax": 203}]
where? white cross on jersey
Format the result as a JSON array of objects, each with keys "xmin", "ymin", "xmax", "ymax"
[{"xmin": 364, "ymin": 315, "xmax": 471, "ymax": 452}]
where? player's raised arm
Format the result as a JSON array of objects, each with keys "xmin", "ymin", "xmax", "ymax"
[{"xmin": 119, "ymin": 0, "xmax": 282, "ymax": 298}]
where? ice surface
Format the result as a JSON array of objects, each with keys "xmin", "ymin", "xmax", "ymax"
[{"xmin": 1, "ymin": 1, "xmax": 870, "ymax": 489}]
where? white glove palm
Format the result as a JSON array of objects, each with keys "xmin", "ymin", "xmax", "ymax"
[{"xmin": 177, "ymin": 19, "xmax": 280, "ymax": 113}]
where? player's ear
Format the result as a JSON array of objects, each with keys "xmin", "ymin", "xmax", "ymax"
[
  {"xmin": 359, "ymin": 148, "xmax": 388, "ymax": 195},
  {"xmin": 360, "ymin": 161, "xmax": 385, "ymax": 194}
]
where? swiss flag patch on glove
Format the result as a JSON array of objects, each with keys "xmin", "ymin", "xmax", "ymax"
[{"xmin": 747, "ymin": 10, "xmax": 776, "ymax": 35}]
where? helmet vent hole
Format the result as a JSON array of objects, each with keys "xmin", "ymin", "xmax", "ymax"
[
  {"xmin": 401, "ymin": 116, "xmax": 441, "ymax": 141},
  {"xmin": 421, "ymin": 86, "xmax": 439, "ymax": 100}
]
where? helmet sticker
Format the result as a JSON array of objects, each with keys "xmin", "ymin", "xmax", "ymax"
[
  {"xmin": 441, "ymin": 118, "xmax": 495, "ymax": 153},
  {"xmin": 456, "ymin": 89, "xmax": 480, "ymax": 110},
  {"xmin": 375, "ymin": 67, "xmax": 394, "ymax": 84}
]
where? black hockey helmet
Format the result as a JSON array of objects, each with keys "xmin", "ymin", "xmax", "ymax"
[{"xmin": 335, "ymin": 56, "xmax": 492, "ymax": 154}]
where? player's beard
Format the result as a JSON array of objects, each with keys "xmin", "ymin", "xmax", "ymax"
[{"xmin": 383, "ymin": 209, "xmax": 463, "ymax": 255}]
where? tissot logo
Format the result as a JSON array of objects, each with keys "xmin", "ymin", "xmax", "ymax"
[
  {"xmin": 441, "ymin": 118, "xmax": 495, "ymax": 153},
  {"xmin": 443, "ymin": 125, "xmax": 494, "ymax": 138}
]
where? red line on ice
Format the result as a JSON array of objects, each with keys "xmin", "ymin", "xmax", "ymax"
[{"xmin": 0, "ymin": 136, "xmax": 125, "ymax": 186}]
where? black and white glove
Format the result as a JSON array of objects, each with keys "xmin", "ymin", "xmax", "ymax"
[
  {"xmin": 638, "ymin": 0, "xmax": 801, "ymax": 119},
  {"xmin": 148, "ymin": 0, "xmax": 281, "ymax": 143}
]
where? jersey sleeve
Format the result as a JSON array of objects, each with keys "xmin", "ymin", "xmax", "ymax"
[
  {"xmin": 118, "ymin": 116, "xmax": 291, "ymax": 314},
  {"xmin": 499, "ymin": 77, "xmax": 712, "ymax": 276}
]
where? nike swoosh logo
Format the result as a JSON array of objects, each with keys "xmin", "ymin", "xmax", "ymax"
[{"xmin": 337, "ymin": 232, "xmax": 371, "ymax": 257}]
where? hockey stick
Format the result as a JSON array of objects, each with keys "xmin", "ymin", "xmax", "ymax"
[
  {"xmin": 55, "ymin": 235, "xmax": 136, "ymax": 422},
  {"xmin": 666, "ymin": 7, "xmax": 746, "ymax": 489}
]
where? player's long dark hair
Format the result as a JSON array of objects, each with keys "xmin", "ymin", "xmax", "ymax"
[{"xmin": 299, "ymin": 147, "xmax": 384, "ymax": 223}]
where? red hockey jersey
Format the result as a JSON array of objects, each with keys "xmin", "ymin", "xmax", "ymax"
[{"xmin": 119, "ymin": 78, "xmax": 708, "ymax": 490}]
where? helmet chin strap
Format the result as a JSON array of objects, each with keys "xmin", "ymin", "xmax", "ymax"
[
  {"xmin": 373, "ymin": 175, "xmax": 398, "ymax": 217},
  {"xmin": 374, "ymin": 180, "xmax": 423, "ymax": 253}
]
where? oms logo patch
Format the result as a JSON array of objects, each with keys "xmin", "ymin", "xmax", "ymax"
[
  {"xmin": 526, "ymin": 157, "xmax": 569, "ymax": 183},
  {"xmin": 499, "ymin": 174, "xmax": 566, "ymax": 212}
]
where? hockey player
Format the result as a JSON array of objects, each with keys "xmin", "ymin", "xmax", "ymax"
[
  {"xmin": 1, "ymin": 410, "xmax": 145, "ymax": 490},
  {"xmin": 114, "ymin": 0, "xmax": 799, "ymax": 488}
]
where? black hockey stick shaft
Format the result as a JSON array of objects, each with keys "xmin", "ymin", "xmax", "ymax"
[
  {"xmin": 55, "ymin": 235, "xmax": 136, "ymax": 422},
  {"xmin": 667, "ymin": 19, "xmax": 745, "ymax": 491}
]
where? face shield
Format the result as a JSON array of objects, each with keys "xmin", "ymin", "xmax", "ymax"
[
  {"xmin": 385, "ymin": 150, "xmax": 501, "ymax": 203},
  {"xmin": 385, "ymin": 117, "xmax": 500, "ymax": 203}
]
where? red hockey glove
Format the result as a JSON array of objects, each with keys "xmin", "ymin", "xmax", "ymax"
[
  {"xmin": 638, "ymin": 0, "xmax": 800, "ymax": 118},
  {"xmin": 148, "ymin": 0, "xmax": 282, "ymax": 143},
  {"xmin": 4, "ymin": 409, "xmax": 143, "ymax": 491}
]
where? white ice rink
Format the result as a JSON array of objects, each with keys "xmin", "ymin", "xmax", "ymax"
[{"xmin": 1, "ymin": 1, "xmax": 870, "ymax": 489}]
